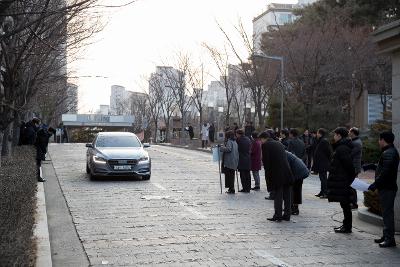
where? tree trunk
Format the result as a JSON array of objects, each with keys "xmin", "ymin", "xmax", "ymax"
[
  {"xmin": 165, "ymin": 119, "xmax": 170, "ymax": 143},
  {"xmin": 1, "ymin": 122, "xmax": 13, "ymax": 158},
  {"xmin": 0, "ymin": 130, "xmax": 4, "ymax": 167}
]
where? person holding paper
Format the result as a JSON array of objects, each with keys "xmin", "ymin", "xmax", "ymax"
[
  {"xmin": 368, "ymin": 131, "xmax": 399, "ymax": 248},
  {"xmin": 219, "ymin": 130, "xmax": 239, "ymax": 194},
  {"xmin": 327, "ymin": 127, "xmax": 356, "ymax": 234}
]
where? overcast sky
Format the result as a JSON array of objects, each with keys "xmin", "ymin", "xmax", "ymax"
[{"xmin": 70, "ymin": 0, "xmax": 296, "ymax": 113}]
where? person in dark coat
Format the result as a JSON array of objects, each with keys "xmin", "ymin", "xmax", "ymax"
[
  {"xmin": 301, "ymin": 129, "xmax": 315, "ymax": 169},
  {"xmin": 280, "ymin": 129, "xmax": 290, "ymax": 150},
  {"xmin": 236, "ymin": 129, "xmax": 252, "ymax": 193},
  {"xmin": 286, "ymin": 151, "xmax": 309, "ymax": 215},
  {"xmin": 288, "ymin": 128, "xmax": 305, "ymax": 161},
  {"xmin": 244, "ymin": 121, "xmax": 255, "ymax": 138},
  {"xmin": 328, "ymin": 127, "xmax": 356, "ymax": 234},
  {"xmin": 349, "ymin": 127, "xmax": 362, "ymax": 209},
  {"xmin": 309, "ymin": 130, "xmax": 317, "ymax": 170},
  {"xmin": 186, "ymin": 123, "xmax": 194, "ymax": 140},
  {"xmin": 233, "ymin": 122, "xmax": 239, "ymax": 132},
  {"xmin": 313, "ymin": 128, "xmax": 332, "ymax": 198},
  {"xmin": 368, "ymin": 131, "xmax": 399, "ymax": 248},
  {"xmin": 260, "ymin": 130, "xmax": 294, "ymax": 222},
  {"xmin": 208, "ymin": 123, "xmax": 215, "ymax": 143},
  {"xmin": 250, "ymin": 132, "xmax": 262, "ymax": 190},
  {"xmin": 219, "ymin": 130, "xmax": 239, "ymax": 194},
  {"xmin": 23, "ymin": 117, "xmax": 40, "ymax": 145},
  {"xmin": 35, "ymin": 126, "xmax": 56, "ymax": 182}
]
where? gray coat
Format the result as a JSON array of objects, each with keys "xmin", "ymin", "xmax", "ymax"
[
  {"xmin": 351, "ymin": 137, "xmax": 362, "ymax": 174},
  {"xmin": 286, "ymin": 151, "xmax": 309, "ymax": 181},
  {"xmin": 220, "ymin": 139, "xmax": 239, "ymax": 170}
]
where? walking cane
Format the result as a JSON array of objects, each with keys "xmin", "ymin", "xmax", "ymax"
[
  {"xmin": 236, "ymin": 170, "xmax": 240, "ymax": 192},
  {"xmin": 217, "ymin": 146, "xmax": 223, "ymax": 194}
]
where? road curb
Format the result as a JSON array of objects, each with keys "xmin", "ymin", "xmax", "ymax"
[
  {"xmin": 358, "ymin": 207, "xmax": 383, "ymax": 226},
  {"xmin": 157, "ymin": 143, "xmax": 213, "ymax": 154},
  {"xmin": 34, "ymin": 182, "xmax": 52, "ymax": 267}
]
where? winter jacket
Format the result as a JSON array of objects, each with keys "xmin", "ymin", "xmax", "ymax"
[
  {"xmin": 244, "ymin": 125, "xmax": 255, "ymax": 138},
  {"xmin": 262, "ymin": 139, "xmax": 294, "ymax": 189},
  {"xmin": 23, "ymin": 121, "xmax": 38, "ymax": 145},
  {"xmin": 370, "ymin": 144, "xmax": 399, "ymax": 192},
  {"xmin": 327, "ymin": 138, "xmax": 356, "ymax": 203},
  {"xmin": 286, "ymin": 151, "xmax": 309, "ymax": 181},
  {"xmin": 220, "ymin": 139, "xmax": 239, "ymax": 171},
  {"xmin": 313, "ymin": 137, "xmax": 332, "ymax": 173},
  {"xmin": 281, "ymin": 137, "xmax": 289, "ymax": 150},
  {"xmin": 351, "ymin": 137, "xmax": 363, "ymax": 174},
  {"xmin": 250, "ymin": 139, "xmax": 262, "ymax": 171},
  {"xmin": 288, "ymin": 138, "xmax": 305, "ymax": 160},
  {"xmin": 236, "ymin": 135, "xmax": 251, "ymax": 171}
]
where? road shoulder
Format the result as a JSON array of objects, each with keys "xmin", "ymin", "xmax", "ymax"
[{"xmin": 42, "ymin": 156, "xmax": 89, "ymax": 267}]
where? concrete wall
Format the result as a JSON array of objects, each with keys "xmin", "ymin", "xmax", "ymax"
[{"xmin": 392, "ymin": 51, "xmax": 400, "ymax": 230}]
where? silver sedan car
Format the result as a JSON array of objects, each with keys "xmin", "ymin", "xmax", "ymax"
[{"xmin": 86, "ymin": 132, "xmax": 151, "ymax": 180}]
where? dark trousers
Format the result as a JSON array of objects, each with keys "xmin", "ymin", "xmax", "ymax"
[
  {"xmin": 274, "ymin": 185, "xmax": 292, "ymax": 217},
  {"xmin": 319, "ymin": 171, "xmax": 328, "ymax": 194},
  {"xmin": 224, "ymin": 168, "xmax": 235, "ymax": 191},
  {"xmin": 239, "ymin": 170, "xmax": 251, "ymax": 191},
  {"xmin": 202, "ymin": 140, "xmax": 208, "ymax": 148},
  {"xmin": 292, "ymin": 179, "xmax": 303, "ymax": 205},
  {"xmin": 379, "ymin": 189, "xmax": 397, "ymax": 241},
  {"xmin": 306, "ymin": 151, "xmax": 313, "ymax": 169},
  {"xmin": 340, "ymin": 201, "xmax": 352, "ymax": 229},
  {"xmin": 264, "ymin": 170, "xmax": 274, "ymax": 192}
]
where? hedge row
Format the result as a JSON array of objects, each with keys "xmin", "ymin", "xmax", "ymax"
[{"xmin": 0, "ymin": 146, "xmax": 38, "ymax": 266}]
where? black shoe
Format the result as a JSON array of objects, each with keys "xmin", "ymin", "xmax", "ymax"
[
  {"xmin": 291, "ymin": 209, "xmax": 299, "ymax": 215},
  {"xmin": 267, "ymin": 216, "xmax": 282, "ymax": 222},
  {"xmin": 282, "ymin": 215, "xmax": 290, "ymax": 221},
  {"xmin": 379, "ymin": 240, "xmax": 396, "ymax": 248},
  {"xmin": 374, "ymin": 237, "xmax": 385, "ymax": 244},
  {"xmin": 38, "ymin": 177, "xmax": 46, "ymax": 182},
  {"xmin": 315, "ymin": 192, "xmax": 322, "ymax": 197},
  {"xmin": 319, "ymin": 194, "xmax": 328, "ymax": 199},
  {"xmin": 251, "ymin": 186, "xmax": 260, "ymax": 190},
  {"xmin": 239, "ymin": 189, "xmax": 250, "ymax": 193},
  {"xmin": 226, "ymin": 189, "xmax": 235, "ymax": 194},
  {"xmin": 334, "ymin": 226, "xmax": 352, "ymax": 233},
  {"xmin": 265, "ymin": 195, "xmax": 275, "ymax": 200},
  {"xmin": 334, "ymin": 225, "xmax": 344, "ymax": 230},
  {"xmin": 350, "ymin": 203, "xmax": 358, "ymax": 210}
]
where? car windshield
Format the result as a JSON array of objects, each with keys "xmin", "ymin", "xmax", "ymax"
[{"xmin": 95, "ymin": 135, "xmax": 141, "ymax": 148}]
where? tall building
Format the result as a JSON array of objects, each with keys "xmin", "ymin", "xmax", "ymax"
[
  {"xmin": 253, "ymin": 1, "xmax": 318, "ymax": 52},
  {"xmin": 110, "ymin": 85, "xmax": 132, "ymax": 115},
  {"xmin": 66, "ymin": 83, "xmax": 78, "ymax": 114},
  {"xmin": 98, "ymin": 105, "xmax": 110, "ymax": 115}
]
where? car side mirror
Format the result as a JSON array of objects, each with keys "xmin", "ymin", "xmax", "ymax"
[
  {"xmin": 143, "ymin": 143, "xmax": 150, "ymax": 148},
  {"xmin": 85, "ymin": 143, "xmax": 93, "ymax": 148}
]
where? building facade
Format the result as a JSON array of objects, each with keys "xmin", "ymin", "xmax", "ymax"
[
  {"xmin": 110, "ymin": 85, "xmax": 132, "ymax": 115},
  {"xmin": 253, "ymin": 1, "xmax": 318, "ymax": 52}
]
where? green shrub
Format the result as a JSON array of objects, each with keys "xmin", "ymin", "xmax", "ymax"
[
  {"xmin": 362, "ymin": 137, "xmax": 381, "ymax": 164},
  {"xmin": 363, "ymin": 190, "xmax": 382, "ymax": 216}
]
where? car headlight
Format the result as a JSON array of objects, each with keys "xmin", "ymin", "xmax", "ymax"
[
  {"xmin": 93, "ymin": 155, "xmax": 107, "ymax": 164},
  {"xmin": 138, "ymin": 156, "xmax": 149, "ymax": 162}
]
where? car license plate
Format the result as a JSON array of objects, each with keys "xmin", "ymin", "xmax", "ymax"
[{"xmin": 114, "ymin": 165, "xmax": 131, "ymax": 170}]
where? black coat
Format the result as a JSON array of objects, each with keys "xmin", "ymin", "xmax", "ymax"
[
  {"xmin": 327, "ymin": 138, "xmax": 356, "ymax": 203},
  {"xmin": 281, "ymin": 137, "xmax": 289, "ymax": 150},
  {"xmin": 370, "ymin": 144, "xmax": 399, "ymax": 191},
  {"xmin": 288, "ymin": 137, "xmax": 305, "ymax": 159},
  {"xmin": 313, "ymin": 137, "xmax": 332, "ymax": 173},
  {"xmin": 23, "ymin": 121, "xmax": 38, "ymax": 145},
  {"xmin": 262, "ymin": 139, "xmax": 293, "ymax": 188},
  {"xmin": 236, "ymin": 135, "xmax": 251, "ymax": 171}
]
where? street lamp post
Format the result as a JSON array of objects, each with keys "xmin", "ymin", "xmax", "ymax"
[{"xmin": 252, "ymin": 52, "xmax": 284, "ymax": 130}]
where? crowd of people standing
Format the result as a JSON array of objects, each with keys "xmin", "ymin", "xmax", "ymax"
[{"xmin": 218, "ymin": 124, "xmax": 399, "ymax": 248}]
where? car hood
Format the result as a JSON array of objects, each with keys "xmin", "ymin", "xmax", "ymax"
[{"xmin": 96, "ymin": 147, "xmax": 148, "ymax": 159}]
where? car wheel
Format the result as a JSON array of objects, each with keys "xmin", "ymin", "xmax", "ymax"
[
  {"xmin": 142, "ymin": 175, "xmax": 150, "ymax": 180},
  {"xmin": 86, "ymin": 163, "xmax": 90, "ymax": 174},
  {"xmin": 89, "ymin": 172, "xmax": 97, "ymax": 181}
]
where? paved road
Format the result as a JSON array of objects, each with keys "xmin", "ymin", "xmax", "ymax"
[{"xmin": 48, "ymin": 144, "xmax": 400, "ymax": 267}]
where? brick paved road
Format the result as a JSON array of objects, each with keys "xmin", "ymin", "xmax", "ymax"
[{"xmin": 48, "ymin": 144, "xmax": 400, "ymax": 267}]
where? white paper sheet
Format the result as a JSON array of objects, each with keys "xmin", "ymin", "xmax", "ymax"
[
  {"xmin": 212, "ymin": 147, "xmax": 220, "ymax": 162},
  {"xmin": 351, "ymin": 178, "xmax": 370, "ymax": 192}
]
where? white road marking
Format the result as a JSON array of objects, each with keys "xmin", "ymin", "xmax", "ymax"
[
  {"xmin": 152, "ymin": 183, "xmax": 167, "ymax": 191},
  {"xmin": 254, "ymin": 250, "xmax": 292, "ymax": 267},
  {"xmin": 182, "ymin": 205, "xmax": 207, "ymax": 219}
]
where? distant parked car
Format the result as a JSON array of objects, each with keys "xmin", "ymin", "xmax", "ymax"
[{"xmin": 86, "ymin": 132, "xmax": 151, "ymax": 180}]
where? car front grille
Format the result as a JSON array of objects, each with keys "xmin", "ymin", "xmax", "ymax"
[{"xmin": 108, "ymin": 159, "xmax": 138, "ymax": 166}]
